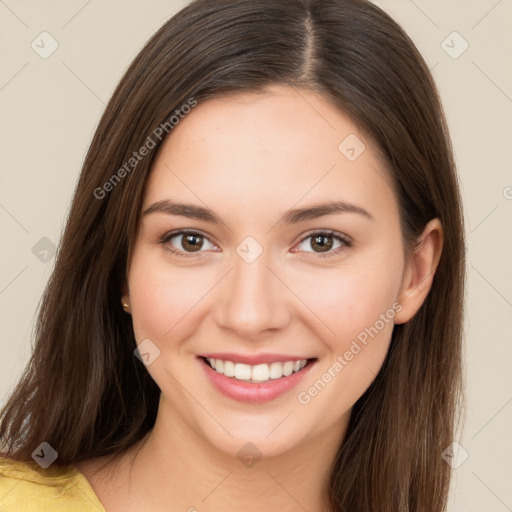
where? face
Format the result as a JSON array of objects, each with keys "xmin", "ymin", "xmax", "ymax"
[{"xmin": 124, "ymin": 84, "xmax": 415, "ymax": 458}]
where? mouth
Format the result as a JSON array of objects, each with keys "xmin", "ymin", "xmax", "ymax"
[
  {"xmin": 201, "ymin": 356, "xmax": 311, "ymax": 383},
  {"xmin": 197, "ymin": 354, "xmax": 317, "ymax": 403}
]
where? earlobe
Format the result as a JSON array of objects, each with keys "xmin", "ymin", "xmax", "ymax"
[
  {"xmin": 121, "ymin": 298, "xmax": 131, "ymax": 313},
  {"xmin": 121, "ymin": 287, "xmax": 131, "ymax": 314},
  {"xmin": 394, "ymin": 218, "xmax": 444, "ymax": 324}
]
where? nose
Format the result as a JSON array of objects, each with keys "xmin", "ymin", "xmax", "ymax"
[{"xmin": 214, "ymin": 248, "xmax": 292, "ymax": 340}]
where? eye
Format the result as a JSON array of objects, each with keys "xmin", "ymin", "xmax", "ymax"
[
  {"xmin": 160, "ymin": 230, "xmax": 218, "ymax": 258},
  {"xmin": 160, "ymin": 229, "xmax": 352, "ymax": 259},
  {"xmin": 293, "ymin": 230, "xmax": 352, "ymax": 258}
]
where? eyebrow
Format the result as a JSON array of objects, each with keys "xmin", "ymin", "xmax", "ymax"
[{"xmin": 143, "ymin": 199, "xmax": 374, "ymax": 223}]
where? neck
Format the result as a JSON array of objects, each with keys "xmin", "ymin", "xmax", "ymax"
[
  {"xmin": 83, "ymin": 397, "xmax": 349, "ymax": 512},
  {"xmin": 122, "ymin": 399, "xmax": 347, "ymax": 512}
]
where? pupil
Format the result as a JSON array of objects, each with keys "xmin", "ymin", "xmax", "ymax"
[{"xmin": 312, "ymin": 235, "xmax": 332, "ymax": 252}]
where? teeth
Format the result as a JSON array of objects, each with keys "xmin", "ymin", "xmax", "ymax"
[
  {"xmin": 251, "ymin": 363, "xmax": 269, "ymax": 382},
  {"xmin": 269, "ymin": 362, "xmax": 283, "ymax": 379},
  {"xmin": 206, "ymin": 357, "xmax": 308, "ymax": 382},
  {"xmin": 282, "ymin": 361, "xmax": 294, "ymax": 377},
  {"xmin": 223, "ymin": 360, "xmax": 235, "ymax": 377},
  {"xmin": 234, "ymin": 363, "xmax": 252, "ymax": 380}
]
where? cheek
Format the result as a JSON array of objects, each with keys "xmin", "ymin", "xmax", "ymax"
[
  {"xmin": 127, "ymin": 249, "xmax": 210, "ymax": 344},
  {"xmin": 294, "ymin": 254, "xmax": 403, "ymax": 416},
  {"xmin": 292, "ymin": 250, "xmax": 403, "ymax": 350}
]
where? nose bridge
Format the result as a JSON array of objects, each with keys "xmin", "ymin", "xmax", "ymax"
[{"xmin": 216, "ymin": 245, "xmax": 290, "ymax": 337}]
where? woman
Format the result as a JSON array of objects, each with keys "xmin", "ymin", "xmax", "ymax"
[{"xmin": 0, "ymin": 0, "xmax": 465, "ymax": 510}]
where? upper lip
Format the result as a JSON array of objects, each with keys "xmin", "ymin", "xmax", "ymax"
[{"xmin": 200, "ymin": 353, "xmax": 314, "ymax": 365}]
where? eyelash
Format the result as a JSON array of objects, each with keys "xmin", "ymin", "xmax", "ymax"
[{"xmin": 159, "ymin": 229, "xmax": 352, "ymax": 259}]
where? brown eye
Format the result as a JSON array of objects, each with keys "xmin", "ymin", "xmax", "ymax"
[
  {"xmin": 180, "ymin": 233, "xmax": 204, "ymax": 252},
  {"xmin": 161, "ymin": 230, "xmax": 217, "ymax": 257},
  {"xmin": 294, "ymin": 231, "xmax": 351, "ymax": 258},
  {"xmin": 310, "ymin": 234, "xmax": 334, "ymax": 253}
]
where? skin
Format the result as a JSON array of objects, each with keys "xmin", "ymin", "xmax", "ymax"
[{"xmin": 76, "ymin": 84, "xmax": 443, "ymax": 511}]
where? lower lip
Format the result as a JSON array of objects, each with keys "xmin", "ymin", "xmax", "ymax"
[{"xmin": 198, "ymin": 357, "xmax": 316, "ymax": 403}]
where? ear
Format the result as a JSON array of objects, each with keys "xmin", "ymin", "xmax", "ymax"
[{"xmin": 394, "ymin": 218, "xmax": 444, "ymax": 324}]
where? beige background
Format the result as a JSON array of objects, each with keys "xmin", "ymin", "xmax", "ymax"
[{"xmin": 1, "ymin": 1, "xmax": 511, "ymax": 510}]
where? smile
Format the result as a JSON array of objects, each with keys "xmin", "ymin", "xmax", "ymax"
[
  {"xmin": 198, "ymin": 355, "xmax": 316, "ymax": 403},
  {"xmin": 205, "ymin": 357, "xmax": 308, "ymax": 383}
]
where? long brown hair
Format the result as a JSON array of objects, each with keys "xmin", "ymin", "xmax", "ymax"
[{"xmin": 0, "ymin": 1, "xmax": 465, "ymax": 510}]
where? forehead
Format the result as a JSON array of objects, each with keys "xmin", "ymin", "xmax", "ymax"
[{"xmin": 143, "ymin": 84, "xmax": 398, "ymax": 226}]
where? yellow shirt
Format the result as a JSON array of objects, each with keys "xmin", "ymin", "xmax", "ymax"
[{"xmin": 0, "ymin": 456, "xmax": 105, "ymax": 511}]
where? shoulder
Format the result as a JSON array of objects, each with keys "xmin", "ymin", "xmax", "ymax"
[{"xmin": 0, "ymin": 455, "xmax": 105, "ymax": 512}]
